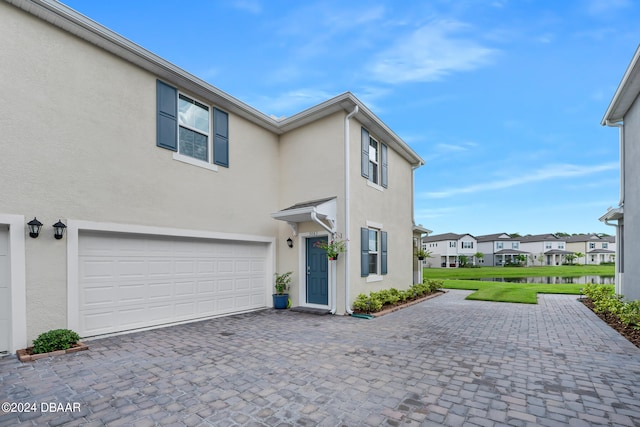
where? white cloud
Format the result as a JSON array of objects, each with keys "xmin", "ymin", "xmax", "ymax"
[
  {"xmin": 422, "ymin": 162, "xmax": 619, "ymax": 198},
  {"xmin": 231, "ymin": 0, "xmax": 262, "ymax": 14},
  {"xmin": 370, "ymin": 20, "xmax": 498, "ymax": 84}
]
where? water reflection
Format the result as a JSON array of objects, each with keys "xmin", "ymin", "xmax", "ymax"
[{"xmin": 478, "ymin": 275, "xmax": 614, "ymax": 284}]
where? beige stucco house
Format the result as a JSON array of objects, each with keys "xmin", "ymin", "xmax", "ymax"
[{"xmin": 0, "ymin": 0, "xmax": 425, "ymax": 353}]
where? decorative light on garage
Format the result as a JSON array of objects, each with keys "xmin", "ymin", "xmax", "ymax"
[
  {"xmin": 286, "ymin": 237, "xmax": 293, "ymax": 248},
  {"xmin": 27, "ymin": 217, "xmax": 43, "ymax": 238},
  {"xmin": 52, "ymin": 220, "xmax": 67, "ymax": 240}
]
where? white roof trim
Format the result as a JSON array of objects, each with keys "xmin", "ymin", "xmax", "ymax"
[
  {"xmin": 602, "ymin": 45, "xmax": 640, "ymax": 125},
  {"xmin": 6, "ymin": 0, "xmax": 424, "ymax": 166}
]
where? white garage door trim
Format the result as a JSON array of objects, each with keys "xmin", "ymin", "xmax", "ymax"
[
  {"xmin": 68, "ymin": 220, "xmax": 275, "ymax": 337},
  {"xmin": 0, "ymin": 213, "xmax": 27, "ymax": 355}
]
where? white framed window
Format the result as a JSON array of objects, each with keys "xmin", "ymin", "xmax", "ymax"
[
  {"xmin": 545, "ymin": 243, "xmax": 552, "ymax": 249},
  {"xmin": 449, "ymin": 241, "xmax": 456, "ymax": 248},
  {"xmin": 462, "ymin": 241, "xmax": 474, "ymax": 249},
  {"xmin": 361, "ymin": 226, "xmax": 387, "ymax": 277},
  {"xmin": 156, "ymin": 80, "xmax": 229, "ymax": 169},
  {"xmin": 603, "ymin": 242, "xmax": 608, "ymax": 249},
  {"xmin": 512, "ymin": 242, "xmax": 519, "ymax": 249},
  {"xmin": 178, "ymin": 94, "xmax": 210, "ymax": 162},
  {"xmin": 589, "ymin": 242, "xmax": 596, "ymax": 249},
  {"xmin": 496, "ymin": 242, "xmax": 503, "ymax": 250},
  {"xmin": 361, "ymin": 127, "xmax": 388, "ymax": 188}
]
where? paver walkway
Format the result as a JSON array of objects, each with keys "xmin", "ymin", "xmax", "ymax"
[{"xmin": 1, "ymin": 290, "xmax": 639, "ymax": 426}]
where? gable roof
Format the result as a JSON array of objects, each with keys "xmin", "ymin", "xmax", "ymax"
[
  {"xmin": 423, "ymin": 233, "xmax": 475, "ymax": 242},
  {"xmin": 8, "ymin": 0, "xmax": 424, "ymax": 166},
  {"xmin": 519, "ymin": 234, "xmax": 562, "ymax": 242},
  {"xmin": 602, "ymin": 45, "xmax": 640, "ymax": 124},
  {"xmin": 475, "ymin": 233, "xmax": 515, "ymax": 242},
  {"xmin": 564, "ymin": 234, "xmax": 601, "ymax": 243}
]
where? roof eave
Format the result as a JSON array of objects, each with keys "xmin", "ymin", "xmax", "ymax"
[{"xmin": 601, "ymin": 45, "xmax": 640, "ymax": 125}]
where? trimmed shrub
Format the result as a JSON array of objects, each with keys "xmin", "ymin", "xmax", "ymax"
[{"xmin": 32, "ymin": 329, "xmax": 81, "ymax": 354}]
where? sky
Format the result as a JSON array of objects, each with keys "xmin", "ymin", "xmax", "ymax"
[{"xmin": 60, "ymin": 0, "xmax": 639, "ymax": 237}]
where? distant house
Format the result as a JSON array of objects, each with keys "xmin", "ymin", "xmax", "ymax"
[
  {"xmin": 422, "ymin": 233, "xmax": 478, "ymax": 268},
  {"xmin": 599, "ymin": 45, "xmax": 640, "ymax": 300},
  {"xmin": 0, "ymin": 1, "xmax": 425, "ymax": 353},
  {"xmin": 519, "ymin": 234, "xmax": 572, "ymax": 266},
  {"xmin": 476, "ymin": 233, "xmax": 528, "ymax": 266},
  {"xmin": 565, "ymin": 234, "xmax": 615, "ymax": 265}
]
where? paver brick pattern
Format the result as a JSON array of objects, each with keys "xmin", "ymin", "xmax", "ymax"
[{"xmin": 1, "ymin": 290, "xmax": 640, "ymax": 426}]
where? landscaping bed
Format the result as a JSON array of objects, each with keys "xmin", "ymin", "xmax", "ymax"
[{"xmin": 581, "ymin": 298, "xmax": 640, "ymax": 349}]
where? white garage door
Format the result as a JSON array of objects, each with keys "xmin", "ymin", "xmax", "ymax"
[
  {"xmin": 0, "ymin": 226, "xmax": 9, "ymax": 354},
  {"xmin": 78, "ymin": 231, "xmax": 269, "ymax": 337}
]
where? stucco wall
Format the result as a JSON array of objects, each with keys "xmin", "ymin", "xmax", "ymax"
[
  {"xmin": 623, "ymin": 96, "xmax": 640, "ymax": 300},
  {"xmin": 0, "ymin": 3, "xmax": 280, "ymax": 339},
  {"xmin": 348, "ymin": 119, "xmax": 415, "ymax": 301}
]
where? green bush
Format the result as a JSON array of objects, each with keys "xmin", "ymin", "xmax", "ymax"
[
  {"xmin": 582, "ymin": 284, "xmax": 640, "ymax": 330},
  {"xmin": 351, "ymin": 280, "xmax": 442, "ymax": 313},
  {"xmin": 32, "ymin": 329, "xmax": 81, "ymax": 354}
]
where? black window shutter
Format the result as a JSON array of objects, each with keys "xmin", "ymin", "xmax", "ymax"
[
  {"xmin": 213, "ymin": 108, "xmax": 229, "ymax": 167},
  {"xmin": 361, "ymin": 127, "xmax": 369, "ymax": 178},
  {"xmin": 381, "ymin": 143, "xmax": 388, "ymax": 188},
  {"xmin": 381, "ymin": 231, "xmax": 388, "ymax": 275},
  {"xmin": 156, "ymin": 80, "xmax": 177, "ymax": 151},
  {"xmin": 361, "ymin": 227, "xmax": 369, "ymax": 277}
]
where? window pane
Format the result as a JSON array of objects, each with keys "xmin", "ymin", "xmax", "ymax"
[
  {"xmin": 179, "ymin": 95, "xmax": 209, "ymax": 134},
  {"xmin": 369, "ymin": 230, "xmax": 378, "ymax": 251},
  {"xmin": 179, "ymin": 127, "xmax": 208, "ymax": 162},
  {"xmin": 368, "ymin": 253, "xmax": 377, "ymax": 274}
]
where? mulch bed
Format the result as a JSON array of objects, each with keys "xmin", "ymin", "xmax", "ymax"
[
  {"xmin": 581, "ymin": 298, "xmax": 640, "ymax": 348},
  {"xmin": 352, "ymin": 290, "xmax": 446, "ymax": 318}
]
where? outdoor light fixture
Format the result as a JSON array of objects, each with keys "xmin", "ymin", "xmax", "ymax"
[
  {"xmin": 27, "ymin": 217, "xmax": 43, "ymax": 238},
  {"xmin": 286, "ymin": 237, "xmax": 293, "ymax": 248},
  {"xmin": 52, "ymin": 220, "xmax": 67, "ymax": 240}
]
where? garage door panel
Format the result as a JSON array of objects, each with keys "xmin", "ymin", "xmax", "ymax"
[
  {"xmin": 78, "ymin": 232, "xmax": 269, "ymax": 337},
  {"xmin": 81, "ymin": 260, "xmax": 115, "ymax": 281}
]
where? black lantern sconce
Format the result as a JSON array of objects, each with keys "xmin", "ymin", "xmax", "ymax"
[
  {"xmin": 53, "ymin": 220, "xmax": 67, "ymax": 240},
  {"xmin": 286, "ymin": 237, "xmax": 293, "ymax": 248},
  {"xmin": 27, "ymin": 217, "xmax": 43, "ymax": 238}
]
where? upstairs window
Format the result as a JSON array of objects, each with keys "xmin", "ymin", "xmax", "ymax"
[
  {"xmin": 156, "ymin": 80, "xmax": 229, "ymax": 168},
  {"xmin": 361, "ymin": 127, "xmax": 388, "ymax": 188},
  {"xmin": 512, "ymin": 242, "xmax": 519, "ymax": 249},
  {"xmin": 603, "ymin": 242, "xmax": 608, "ymax": 249},
  {"xmin": 589, "ymin": 242, "xmax": 596, "ymax": 249},
  {"xmin": 178, "ymin": 94, "xmax": 209, "ymax": 162},
  {"xmin": 496, "ymin": 242, "xmax": 504, "ymax": 249},
  {"xmin": 462, "ymin": 241, "xmax": 474, "ymax": 249}
]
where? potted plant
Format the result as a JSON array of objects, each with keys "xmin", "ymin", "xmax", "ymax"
[
  {"xmin": 273, "ymin": 271, "xmax": 292, "ymax": 309},
  {"xmin": 314, "ymin": 238, "xmax": 347, "ymax": 260},
  {"xmin": 415, "ymin": 248, "xmax": 431, "ymax": 261}
]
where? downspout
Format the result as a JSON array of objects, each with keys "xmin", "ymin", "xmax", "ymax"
[
  {"xmin": 604, "ymin": 119, "xmax": 624, "ymax": 295},
  {"xmin": 605, "ymin": 120, "xmax": 624, "ymax": 207},
  {"xmin": 344, "ymin": 105, "xmax": 359, "ymax": 315}
]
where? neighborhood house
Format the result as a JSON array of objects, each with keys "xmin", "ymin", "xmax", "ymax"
[{"xmin": 0, "ymin": 0, "xmax": 426, "ymax": 354}]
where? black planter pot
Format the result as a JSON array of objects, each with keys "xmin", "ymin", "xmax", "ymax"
[{"xmin": 273, "ymin": 294, "xmax": 289, "ymax": 309}]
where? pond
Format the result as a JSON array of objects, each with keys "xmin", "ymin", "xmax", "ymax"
[{"xmin": 477, "ymin": 275, "xmax": 614, "ymax": 285}]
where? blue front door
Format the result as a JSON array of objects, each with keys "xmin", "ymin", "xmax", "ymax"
[{"xmin": 306, "ymin": 237, "xmax": 328, "ymax": 305}]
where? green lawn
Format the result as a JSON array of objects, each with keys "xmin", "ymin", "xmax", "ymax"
[
  {"xmin": 441, "ymin": 279, "xmax": 584, "ymax": 304},
  {"xmin": 423, "ymin": 264, "xmax": 614, "ymax": 279}
]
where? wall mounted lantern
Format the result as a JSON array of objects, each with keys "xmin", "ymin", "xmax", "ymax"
[
  {"xmin": 53, "ymin": 220, "xmax": 67, "ymax": 240},
  {"xmin": 27, "ymin": 217, "xmax": 43, "ymax": 238},
  {"xmin": 286, "ymin": 237, "xmax": 293, "ymax": 248}
]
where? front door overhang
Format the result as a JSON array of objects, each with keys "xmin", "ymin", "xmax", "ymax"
[{"xmin": 271, "ymin": 197, "xmax": 337, "ymax": 235}]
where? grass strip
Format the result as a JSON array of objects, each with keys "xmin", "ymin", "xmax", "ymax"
[
  {"xmin": 423, "ymin": 265, "xmax": 614, "ymax": 280},
  {"xmin": 442, "ymin": 279, "xmax": 583, "ymax": 304}
]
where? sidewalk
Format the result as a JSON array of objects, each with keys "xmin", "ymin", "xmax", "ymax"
[{"xmin": 1, "ymin": 290, "xmax": 639, "ymax": 426}]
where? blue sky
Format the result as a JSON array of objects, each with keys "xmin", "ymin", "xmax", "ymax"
[{"xmin": 61, "ymin": 0, "xmax": 638, "ymax": 236}]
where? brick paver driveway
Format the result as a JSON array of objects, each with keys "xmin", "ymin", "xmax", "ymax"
[{"xmin": 1, "ymin": 290, "xmax": 640, "ymax": 426}]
